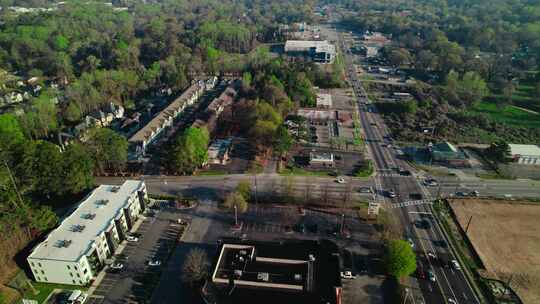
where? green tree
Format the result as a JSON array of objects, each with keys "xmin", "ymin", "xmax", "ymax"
[
  {"xmin": 33, "ymin": 141, "xmax": 64, "ymax": 197},
  {"xmin": 0, "ymin": 113, "xmax": 24, "ymax": 151},
  {"xmin": 459, "ymin": 71, "xmax": 489, "ymax": 106},
  {"xmin": 384, "ymin": 239, "xmax": 417, "ymax": 279},
  {"xmin": 86, "ymin": 128, "xmax": 128, "ymax": 173},
  {"xmin": 485, "ymin": 141, "xmax": 511, "ymax": 164},
  {"xmin": 274, "ymin": 125, "xmax": 293, "ymax": 155},
  {"xmin": 168, "ymin": 127, "xmax": 210, "ymax": 174},
  {"xmin": 223, "ymin": 191, "xmax": 248, "ymax": 213},
  {"xmin": 236, "ymin": 181, "xmax": 252, "ymax": 201},
  {"xmin": 63, "ymin": 143, "xmax": 94, "ymax": 194}
]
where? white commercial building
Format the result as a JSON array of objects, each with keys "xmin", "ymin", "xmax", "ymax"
[
  {"xmin": 27, "ymin": 180, "xmax": 148, "ymax": 285},
  {"xmin": 284, "ymin": 40, "xmax": 336, "ymax": 63},
  {"xmin": 509, "ymin": 144, "xmax": 540, "ymax": 165},
  {"xmin": 316, "ymin": 93, "xmax": 332, "ymax": 108}
]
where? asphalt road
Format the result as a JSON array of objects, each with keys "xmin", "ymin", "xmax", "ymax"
[{"xmin": 335, "ymin": 25, "xmax": 479, "ymax": 304}]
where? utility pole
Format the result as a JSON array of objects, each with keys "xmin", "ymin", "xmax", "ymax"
[
  {"xmin": 340, "ymin": 213, "xmax": 345, "ymax": 234},
  {"xmin": 234, "ymin": 205, "xmax": 238, "ymax": 227}
]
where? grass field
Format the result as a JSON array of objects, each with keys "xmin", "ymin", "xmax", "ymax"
[
  {"xmin": 471, "ymin": 101, "xmax": 540, "ymax": 129},
  {"xmin": 449, "ymin": 199, "xmax": 540, "ymax": 304}
]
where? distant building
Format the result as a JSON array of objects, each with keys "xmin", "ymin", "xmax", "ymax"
[
  {"xmin": 209, "ymin": 239, "xmax": 341, "ymax": 304},
  {"xmin": 27, "ymin": 181, "xmax": 147, "ymax": 285},
  {"xmin": 207, "ymin": 138, "xmax": 233, "ymax": 165},
  {"xmin": 430, "ymin": 142, "xmax": 469, "ymax": 167},
  {"xmin": 509, "ymin": 144, "xmax": 540, "ymax": 165},
  {"xmin": 392, "ymin": 92, "xmax": 412, "ymax": 100},
  {"xmin": 316, "ymin": 93, "xmax": 332, "ymax": 108},
  {"xmin": 296, "ymin": 109, "xmax": 335, "ymax": 123},
  {"xmin": 310, "ymin": 152, "xmax": 334, "ymax": 167},
  {"xmin": 284, "ymin": 40, "xmax": 336, "ymax": 63},
  {"xmin": 365, "ymin": 46, "xmax": 378, "ymax": 58}
]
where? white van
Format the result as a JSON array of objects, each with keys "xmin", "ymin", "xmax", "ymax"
[{"xmin": 67, "ymin": 290, "xmax": 87, "ymax": 304}]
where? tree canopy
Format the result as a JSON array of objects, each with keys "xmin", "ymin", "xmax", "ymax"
[{"xmin": 384, "ymin": 239, "xmax": 417, "ymax": 279}]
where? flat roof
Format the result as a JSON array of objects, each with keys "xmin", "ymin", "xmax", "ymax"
[
  {"xmin": 284, "ymin": 40, "xmax": 336, "ymax": 54},
  {"xmin": 509, "ymin": 144, "xmax": 540, "ymax": 157},
  {"xmin": 212, "ymin": 239, "xmax": 341, "ymax": 304},
  {"xmin": 129, "ymin": 82, "xmax": 203, "ymax": 143},
  {"xmin": 29, "ymin": 180, "xmax": 144, "ymax": 262},
  {"xmin": 316, "ymin": 93, "xmax": 332, "ymax": 107}
]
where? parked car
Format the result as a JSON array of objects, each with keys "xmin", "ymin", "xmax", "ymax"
[
  {"xmin": 340, "ymin": 271, "xmax": 356, "ymax": 279},
  {"xmin": 427, "ymin": 270, "xmax": 436, "ymax": 282},
  {"xmin": 409, "ymin": 193, "xmax": 423, "ymax": 200},
  {"xmin": 67, "ymin": 290, "xmax": 87, "ymax": 304},
  {"xmin": 423, "ymin": 178, "xmax": 438, "ymax": 187},
  {"xmin": 148, "ymin": 260, "xmax": 162, "ymax": 267},
  {"xmin": 455, "ymin": 191, "xmax": 468, "ymax": 197},
  {"xmin": 407, "ymin": 238, "xmax": 415, "ymax": 248},
  {"xmin": 126, "ymin": 236, "xmax": 138, "ymax": 242},
  {"xmin": 336, "ymin": 177, "xmax": 346, "ymax": 184},
  {"xmin": 451, "ymin": 259, "xmax": 461, "ymax": 270},
  {"xmin": 469, "ymin": 190, "xmax": 480, "ymax": 197},
  {"xmin": 110, "ymin": 263, "xmax": 124, "ymax": 271},
  {"xmin": 427, "ymin": 252, "xmax": 437, "ymax": 259},
  {"xmin": 359, "ymin": 187, "xmax": 373, "ymax": 193},
  {"xmin": 387, "ymin": 190, "xmax": 397, "ymax": 198}
]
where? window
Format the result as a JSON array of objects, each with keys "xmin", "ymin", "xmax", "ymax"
[
  {"xmin": 77, "ymin": 273, "xmax": 80, "ymax": 278},
  {"xmin": 30, "ymin": 262, "xmax": 34, "ymax": 267},
  {"xmin": 67, "ymin": 265, "xmax": 71, "ymax": 270},
  {"xmin": 72, "ymin": 280, "xmax": 76, "ymax": 284},
  {"xmin": 79, "ymin": 280, "xmax": 82, "ymax": 285},
  {"xmin": 38, "ymin": 263, "xmax": 42, "ymax": 267},
  {"xmin": 74, "ymin": 266, "xmax": 78, "ymax": 270},
  {"xmin": 83, "ymin": 269, "xmax": 88, "ymax": 274},
  {"xmin": 70, "ymin": 272, "xmax": 73, "ymax": 277},
  {"xmin": 44, "ymin": 277, "xmax": 48, "ymax": 282},
  {"xmin": 36, "ymin": 276, "xmax": 40, "ymax": 281},
  {"xmin": 41, "ymin": 270, "xmax": 44, "ymax": 274}
]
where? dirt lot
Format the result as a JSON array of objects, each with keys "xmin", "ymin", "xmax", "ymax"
[{"xmin": 449, "ymin": 199, "xmax": 540, "ymax": 304}]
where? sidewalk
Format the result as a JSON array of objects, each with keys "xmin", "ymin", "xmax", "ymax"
[{"xmin": 86, "ymin": 215, "xmax": 147, "ymax": 296}]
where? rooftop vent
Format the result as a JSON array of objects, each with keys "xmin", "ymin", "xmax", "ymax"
[
  {"xmin": 82, "ymin": 213, "xmax": 96, "ymax": 220},
  {"xmin": 309, "ymin": 254, "xmax": 316, "ymax": 261},
  {"xmin": 96, "ymin": 199, "xmax": 109, "ymax": 206},
  {"xmin": 71, "ymin": 224, "xmax": 86, "ymax": 232},
  {"xmin": 56, "ymin": 239, "xmax": 72, "ymax": 248},
  {"xmin": 257, "ymin": 272, "xmax": 270, "ymax": 282},
  {"xmin": 294, "ymin": 274, "xmax": 303, "ymax": 281},
  {"xmin": 110, "ymin": 186, "xmax": 120, "ymax": 193}
]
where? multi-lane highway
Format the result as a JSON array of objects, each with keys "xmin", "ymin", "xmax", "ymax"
[{"xmin": 335, "ymin": 24, "xmax": 480, "ymax": 304}]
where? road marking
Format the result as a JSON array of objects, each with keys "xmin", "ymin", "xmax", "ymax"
[{"xmin": 463, "ymin": 292, "xmax": 468, "ymax": 300}]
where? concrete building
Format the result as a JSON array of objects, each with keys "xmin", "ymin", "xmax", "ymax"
[
  {"xmin": 509, "ymin": 144, "xmax": 540, "ymax": 165},
  {"xmin": 129, "ymin": 80, "xmax": 211, "ymax": 159},
  {"xmin": 365, "ymin": 46, "xmax": 378, "ymax": 58},
  {"xmin": 284, "ymin": 40, "xmax": 336, "ymax": 63},
  {"xmin": 316, "ymin": 93, "xmax": 332, "ymax": 108},
  {"xmin": 210, "ymin": 239, "xmax": 341, "ymax": 304},
  {"xmin": 27, "ymin": 181, "xmax": 147, "ymax": 286},
  {"xmin": 309, "ymin": 152, "xmax": 334, "ymax": 167},
  {"xmin": 207, "ymin": 138, "xmax": 233, "ymax": 165}
]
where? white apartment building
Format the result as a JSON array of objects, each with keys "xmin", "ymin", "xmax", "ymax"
[{"xmin": 27, "ymin": 180, "xmax": 148, "ymax": 285}]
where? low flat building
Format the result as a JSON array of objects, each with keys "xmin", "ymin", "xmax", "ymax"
[
  {"xmin": 365, "ymin": 46, "xmax": 378, "ymax": 58},
  {"xmin": 284, "ymin": 40, "xmax": 336, "ymax": 63},
  {"xmin": 209, "ymin": 239, "xmax": 341, "ymax": 304},
  {"xmin": 207, "ymin": 138, "xmax": 233, "ymax": 165},
  {"xmin": 310, "ymin": 152, "xmax": 334, "ymax": 167},
  {"xmin": 316, "ymin": 93, "xmax": 332, "ymax": 108},
  {"xmin": 297, "ymin": 108, "xmax": 335, "ymax": 123},
  {"xmin": 509, "ymin": 144, "xmax": 540, "ymax": 165},
  {"xmin": 129, "ymin": 80, "xmax": 210, "ymax": 159},
  {"xmin": 430, "ymin": 142, "xmax": 469, "ymax": 167},
  {"xmin": 27, "ymin": 181, "xmax": 147, "ymax": 285}
]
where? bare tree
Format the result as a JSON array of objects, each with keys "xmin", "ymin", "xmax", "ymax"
[{"xmin": 182, "ymin": 248, "xmax": 209, "ymax": 286}]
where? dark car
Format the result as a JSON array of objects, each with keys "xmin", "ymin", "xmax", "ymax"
[
  {"xmin": 409, "ymin": 193, "xmax": 423, "ymax": 200},
  {"xmin": 415, "ymin": 219, "xmax": 431, "ymax": 229}
]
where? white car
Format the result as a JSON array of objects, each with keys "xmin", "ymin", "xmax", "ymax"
[
  {"xmin": 148, "ymin": 260, "xmax": 162, "ymax": 267},
  {"xmin": 451, "ymin": 259, "xmax": 461, "ymax": 270},
  {"xmin": 126, "ymin": 236, "xmax": 139, "ymax": 242},
  {"xmin": 340, "ymin": 271, "xmax": 356, "ymax": 279},
  {"xmin": 407, "ymin": 238, "xmax": 414, "ymax": 248},
  {"xmin": 67, "ymin": 290, "xmax": 87, "ymax": 304},
  {"xmin": 423, "ymin": 179, "xmax": 438, "ymax": 187},
  {"xmin": 387, "ymin": 190, "xmax": 397, "ymax": 198},
  {"xmin": 336, "ymin": 177, "xmax": 346, "ymax": 184},
  {"xmin": 427, "ymin": 252, "xmax": 437, "ymax": 259},
  {"xmin": 110, "ymin": 263, "xmax": 124, "ymax": 270},
  {"xmin": 448, "ymin": 299, "xmax": 457, "ymax": 304},
  {"xmin": 427, "ymin": 270, "xmax": 436, "ymax": 282}
]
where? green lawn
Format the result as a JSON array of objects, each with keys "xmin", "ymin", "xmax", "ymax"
[
  {"xmin": 18, "ymin": 282, "xmax": 86, "ymax": 304},
  {"xmin": 278, "ymin": 167, "xmax": 332, "ymax": 177},
  {"xmin": 471, "ymin": 101, "xmax": 540, "ymax": 128}
]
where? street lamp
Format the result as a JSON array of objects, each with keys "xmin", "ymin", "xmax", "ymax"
[{"xmin": 234, "ymin": 205, "xmax": 238, "ymax": 227}]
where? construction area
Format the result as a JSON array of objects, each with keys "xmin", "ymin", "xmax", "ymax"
[{"xmin": 449, "ymin": 199, "xmax": 540, "ymax": 304}]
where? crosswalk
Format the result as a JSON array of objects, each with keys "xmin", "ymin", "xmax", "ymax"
[
  {"xmin": 377, "ymin": 173, "xmax": 408, "ymax": 178},
  {"xmin": 390, "ymin": 199, "xmax": 433, "ymax": 209}
]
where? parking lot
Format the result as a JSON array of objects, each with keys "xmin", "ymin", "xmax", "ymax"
[{"xmin": 85, "ymin": 201, "xmax": 185, "ymax": 304}]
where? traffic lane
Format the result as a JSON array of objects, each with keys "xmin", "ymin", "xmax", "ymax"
[{"xmin": 417, "ymin": 204, "xmax": 479, "ymax": 304}]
